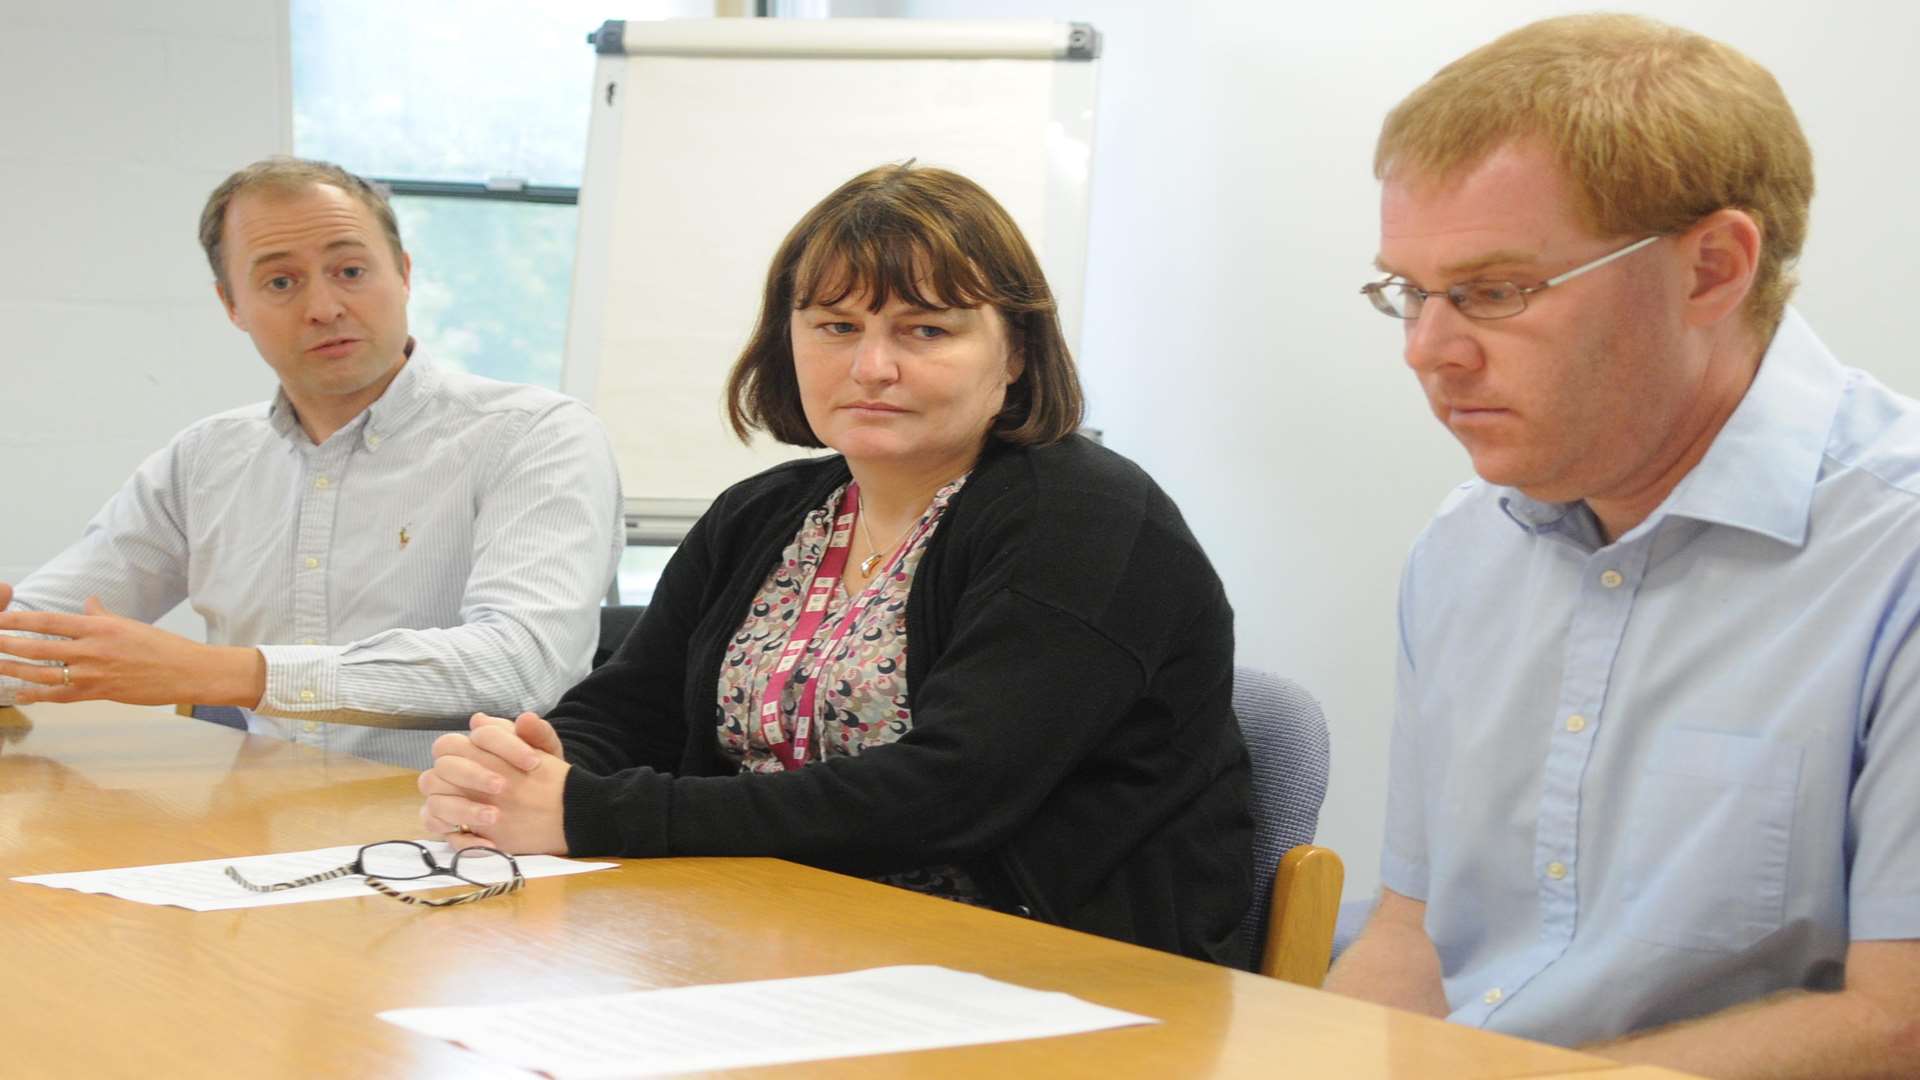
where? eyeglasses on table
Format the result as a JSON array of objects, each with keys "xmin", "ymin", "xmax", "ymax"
[{"xmin": 225, "ymin": 840, "xmax": 523, "ymax": 907}]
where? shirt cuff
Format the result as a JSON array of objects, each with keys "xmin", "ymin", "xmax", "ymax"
[
  {"xmin": 1380, "ymin": 848, "xmax": 1429, "ymax": 902},
  {"xmin": 1850, "ymin": 892, "xmax": 1920, "ymax": 940},
  {"xmin": 255, "ymin": 644, "xmax": 347, "ymax": 713}
]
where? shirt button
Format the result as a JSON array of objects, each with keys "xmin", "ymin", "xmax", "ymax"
[
  {"xmin": 300, "ymin": 689, "xmax": 316, "ymax": 703},
  {"xmin": 1546, "ymin": 861, "xmax": 1567, "ymax": 880},
  {"xmin": 302, "ymin": 720, "xmax": 319, "ymax": 733},
  {"xmin": 1483, "ymin": 987, "xmax": 1503, "ymax": 1005},
  {"xmin": 314, "ymin": 476, "xmax": 330, "ymax": 489},
  {"xmin": 1565, "ymin": 714, "xmax": 1588, "ymax": 733},
  {"xmin": 305, "ymin": 557, "xmax": 320, "ymax": 570},
  {"xmin": 367, "ymin": 434, "xmax": 382, "ymax": 447},
  {"xmin": 1600, "ymin": 570, "xmax": 1624, "ymax": 589}
]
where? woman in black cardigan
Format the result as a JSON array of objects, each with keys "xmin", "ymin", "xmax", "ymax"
[{"xmin": 418, "ymin": 163, "xmax": 1253, "ymax": 962}]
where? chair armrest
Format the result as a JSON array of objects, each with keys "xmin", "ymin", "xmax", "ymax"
[{"xmin": 1261, "ymin": 843, "xmax": 1346, "ymax": 987}]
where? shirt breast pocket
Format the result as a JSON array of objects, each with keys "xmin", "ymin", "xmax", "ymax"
[{"xmin": 1621, "ymin": 728, "xmax": 1802, "ymax": 953}]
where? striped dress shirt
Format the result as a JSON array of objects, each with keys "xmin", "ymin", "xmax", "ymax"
[{"xmin": 4, "ymin": 351, "xmax": 624, "ymax": 768}]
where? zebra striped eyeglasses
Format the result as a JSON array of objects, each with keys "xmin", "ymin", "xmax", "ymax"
[{"xmin": 225, "ymin": 840, "xmax": 523, "ymax": 907}]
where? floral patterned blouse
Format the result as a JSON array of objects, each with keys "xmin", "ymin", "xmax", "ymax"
[{"xmin": 716, "ymin": 474, "xmax": 984, "ymax": 904}]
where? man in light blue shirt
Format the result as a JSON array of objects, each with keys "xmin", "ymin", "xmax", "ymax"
[
  {"xmin": 0, "ymin": 159, "xmax": 623, "ymax": 768},
  {"xmin": 1325, "ymin": 15, "xmax": 1920, "ymax": 1076}
]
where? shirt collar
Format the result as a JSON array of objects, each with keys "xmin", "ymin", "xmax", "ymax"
[
  {"xmin": 266, "ymin": 338, "xmax": 436, "ymax": 452},
  {"xmin": 1498, "ymin": 490, "xmax": 1577, "ymax": 531},
  {"xmin": 1498, "ymin": 308, "xmax": 1841, "ymax": 549},
  {"xmin": 266, "ymin": 387, "xmax": 302, "ymax": 439},
  {"xmin": 359, "ymin": 340, "xmax": 436, "ymax": 451}
]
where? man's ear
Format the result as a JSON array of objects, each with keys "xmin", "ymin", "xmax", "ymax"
[
  {"xmin": 216, "ymin": 280, "xmax": 244, "ymax": 330},
  {"xmin": 1681, "ymin": 208, "xmax": 1762, "ymax": 329},
  {"xmin": 399, "ymin": 250, "xmax": 412, "ymax": 295}
]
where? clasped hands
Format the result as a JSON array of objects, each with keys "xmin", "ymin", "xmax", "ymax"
[{"xmin": 420, "ymin": 711, "xmax": 571, "ymax": 856}]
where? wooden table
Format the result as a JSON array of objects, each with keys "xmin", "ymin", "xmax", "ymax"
[{"xmin": 1, "ymin": 701, "xmax": 1636, "ymax": 1078}]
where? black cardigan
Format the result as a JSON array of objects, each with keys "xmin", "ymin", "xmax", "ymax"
[{"xmin": 551, "ymin": 435, "xmax": 1253, "ymax": 962}]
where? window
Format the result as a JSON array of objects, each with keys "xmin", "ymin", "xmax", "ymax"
[
  {"xmin": 294, "ymin": 1, "xmax": 712, "ymax": 602},
  {"xmin": 291, "ymin": 0, "xmax": 608, "ymax": 186},
  {"xmin": 291, "ymin": 0, "xmax": 691, "ymax": 387},
  {"xmin": 387, "ymin": 196, "xmax": 577, "ymax": 388}
]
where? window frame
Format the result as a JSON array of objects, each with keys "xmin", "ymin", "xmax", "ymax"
[{"xmin": 370, "ymin": 177, "xmax": 580, "ymax": 206}]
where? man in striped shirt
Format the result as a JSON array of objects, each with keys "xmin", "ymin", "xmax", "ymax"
[{"xmin": 0, "ymin": 158, "xmax": 623, "ymax": 769}]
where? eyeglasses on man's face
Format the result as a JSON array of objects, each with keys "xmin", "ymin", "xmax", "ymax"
[
  {"xmin": 225, "ymin": 840, "xmax": 524, "ymax": 907},
  {"xmin": 1361, "ymin": 234, "xmax": 1663, "ymax": 321}
]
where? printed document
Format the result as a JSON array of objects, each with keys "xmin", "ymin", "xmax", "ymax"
[{"xmin": 380, "ymin": 964, "xmax": 1157, "ymax": 1077}]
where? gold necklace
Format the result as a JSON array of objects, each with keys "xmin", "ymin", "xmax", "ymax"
[{"xmin": 857, "ymin": 493, "xmax": 919, "ymax": 577}]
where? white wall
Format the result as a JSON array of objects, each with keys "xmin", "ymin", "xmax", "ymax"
[
  {"xmin": 870, "ymin": 0, "xmax": 1920, "ymax": 900},
  {"xmin": 0, "ymin": 1, "xmax": 291, "ymax": 633}
]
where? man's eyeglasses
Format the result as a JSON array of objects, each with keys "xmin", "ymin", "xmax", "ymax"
[
  {"xmin": 1361, "ymin": 235, "xmax": 1662, "ymax": 321},
  {"xmin": 225, "ymin": 840, "xmax": 523, "ymax": 907}
]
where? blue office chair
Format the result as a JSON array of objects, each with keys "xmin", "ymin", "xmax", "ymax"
[
  {"xmin": 1227, "ymin": 666, "xmax": 1342, "ymax": 985},
  {"xmin": 186, "ymin": 705, "xmax": 248, "ymax": 729},
  {"xmin": 596, "ymin": 604, "xmax": 648, "ymax": 669}
]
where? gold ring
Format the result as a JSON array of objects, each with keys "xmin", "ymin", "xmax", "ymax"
[{"xmin": 59, "ymin": 664, "xmax": 72, "ymax": 687}]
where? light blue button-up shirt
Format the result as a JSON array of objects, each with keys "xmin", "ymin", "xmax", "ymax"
[{"xmin": 1385, "ymin": 310, "xmax": 1920, "ymax": 1045}]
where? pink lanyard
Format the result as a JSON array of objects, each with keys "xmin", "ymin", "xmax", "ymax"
[{"xmin": 755, "ymin": 481, "xmax": 937, "ymax": 771}]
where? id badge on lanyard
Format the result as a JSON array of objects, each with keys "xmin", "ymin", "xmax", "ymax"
[{"xmin": 754, "ymin": 482, "xmax": 934, "ymax": 771}]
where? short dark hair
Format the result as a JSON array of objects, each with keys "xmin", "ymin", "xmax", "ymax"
[
  {"xmin": 725, "ymin": 162, "xmax": 1085, "ymax": 448},
  {"xmin": 199, "ymin": 157, "xmax": 405, "ymax": 293}
]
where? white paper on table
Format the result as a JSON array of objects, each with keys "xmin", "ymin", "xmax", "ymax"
[
  {"xmin": 379, "ymin": 964, "xmax": 1158, "ymax": 1078},
  {"xmin": 10, "ymin": 841, "xmax": 616, "ymax": 910}
]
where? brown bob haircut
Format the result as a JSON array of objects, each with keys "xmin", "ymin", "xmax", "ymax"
[
  {"xmin": 199, "ymin": 157, "xmax": 405, "ymax": 294},
  {"xmin": 1376, "ymin": 14, "xmax": 1814, "ymax": 338},
  {"xmin": 725, "ymin": 162, "xmax": 1085, "ymax": 448}
]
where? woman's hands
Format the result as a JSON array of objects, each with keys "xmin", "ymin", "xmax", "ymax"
[{"xmin": 419, "ymin": 711, "xmax": 571, "ymax": 855}]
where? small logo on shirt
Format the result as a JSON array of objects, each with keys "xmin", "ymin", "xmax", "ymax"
[{"xmin": 398, "ymin": 525, "xmax": 412, "ymax": 550}]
